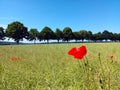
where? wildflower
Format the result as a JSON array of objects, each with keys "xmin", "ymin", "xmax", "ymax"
[
  {"xmin": 75, "ymin": 45, "xmax": 87, "ymax": 59},
  {"xmin": 10, "ymin": 57, "xmax": 21, "ymax": 61},
  {"xmin": 68, "ymin": 47, "xmax": 77, "ymax": 56},
  {"xmin": 68, "ymin": 45, "xmax": 87, "ymax": 60},
  {"xmin": 109, "ymin": 55, "xmax": 113, "ymax": 59}
]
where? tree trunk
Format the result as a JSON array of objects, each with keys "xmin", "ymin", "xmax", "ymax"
[
  {"xmin": 34, "ymin": 40, "xmax": 36, "ymax": 44},
  {"xmin": 82, "ymin": 39, "xmax": 84, "ymax": 42},
  {"xmin": 57, "ymin": 39, "xmax": 59, "ymax": 43},
  {"xmin": 16, "ymin": 40, "xmax": 19, "ymax": 45},
  {"xmin": 75, "ymin": 40, "xmax": 77, "ymax": 42},
  {"xmin": 47, "ymin": 40, "xmax": 49, "ymax": 43},
  {"xmin": 67, "ymin": 40, "xmax": 68, "ymax": 43}
]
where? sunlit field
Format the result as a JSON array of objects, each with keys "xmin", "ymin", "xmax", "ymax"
[{"xmin": 0, "ymin": 43, "xmax": 120, "ymax": 90}]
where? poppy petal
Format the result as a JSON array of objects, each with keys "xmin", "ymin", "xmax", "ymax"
[
  {"xmin": 74, "ymin": 45, "xmax": 87, "ymax": 59},
  {"xmin": 68, "ymin": 47, "xmax": 77, "ymax": 56},
  {"xmin": 68, "ymin": 45, "xmax": 87, "ymax": 60},
  {"xmin": 74, "ymin": 52, "xmax": 84, "ymax": 59}
]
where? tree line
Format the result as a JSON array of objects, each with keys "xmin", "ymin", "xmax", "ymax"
[{"xmin": 0, "ymin": 21, "xmax": 120, "ymax": 44}]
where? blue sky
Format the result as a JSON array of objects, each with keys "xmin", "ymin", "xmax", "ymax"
[{"xmin": 0, "ymin": 0, "xmax": 120, "ymax": 33}]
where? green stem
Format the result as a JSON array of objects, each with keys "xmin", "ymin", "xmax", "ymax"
[
  {"xmin": 108, "ymin": 70, "xmax": 111, "ymax": 90},
  {"xmin": 98, "ymin": 52, "xmax": 102, "ymax": 65},
  {"xmin": 77, "ymin": 60, "xmax": 81, "ymax": 69},
  {"xmin": 84, "ymin": 56, "xmax": 90, "ymax": 90},
  {"xmin": 85, "ymin": 56, "xmax": 89, "ymax": 66}
]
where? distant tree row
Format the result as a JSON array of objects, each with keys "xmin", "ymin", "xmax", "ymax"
[{"xmin": 0, "ymin": 21, "xmax": 120, "ymax": 44}]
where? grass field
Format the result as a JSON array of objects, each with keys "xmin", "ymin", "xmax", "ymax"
[{"xmin": 0, "ymin": 43, "xmax": 120, "ymax": 90}]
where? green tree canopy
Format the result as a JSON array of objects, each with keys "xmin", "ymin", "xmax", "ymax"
[
  {"xmin": 73, "ymin": 32, "xmax": 80, "ymax": 42},
  {"xmin": 6, "ymin": 21, "xmax": 28, "ymax": 44},
  {"xmin": 28, "ymin": 28, "xmax": 39, "ymax": 44},
  {"xmin": 102, "ymin": 30, "xmax": 111, "ymax": 41},
  {"xmin": 117, "ymin": 33, "xmax": 120, "ymax": 41},
  {"xmin": 63, "ymin": 27, "xmax": 73, "ymax": 42},
  {"xmin": 87, "ymin": 31, "xmax": 93, "ymax": 42},
  {"xmin": 55, "ymin": 28, "xmax": 63, "ymax": 43},
  {"xmin": 79, "ymin": 30, "xmax": 88, "ymax": 42},
  {"xmin": 40, "ymin": 26, "xmax": 55, "ymax": 43},
  {"xmin": 0, "ymin": 27, "xmax": 5, "ymax": 40},
  {"xmin": 92, "ymin": 32, "xmax": 103, "ymax": 42}
]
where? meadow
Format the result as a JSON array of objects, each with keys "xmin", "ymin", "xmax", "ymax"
[{"xmin": 0, "ymin": 43, "xmax": 120, "ymax": 90}]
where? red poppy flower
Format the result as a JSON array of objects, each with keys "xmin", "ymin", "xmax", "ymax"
[
  {"xmin": 68, "ymin": 47, "xmax": 77, "ymax": 56},
  {"xmin": 74, "ymin": 45, "xmax": 87, "ymax": 59},
  {"xmin": 109, "ymin": 55, "xmax": 113, "ymax": 59},
  {"xmin": 10, "ymin": 58, "xmax": 17, "ymax": 61},
  {"xmin": 68, "ymin": 45, "xmax": 87, "ymax": 60},
  {"xmin": 10, "ymin": 57, "xmax": 21, "ymax": 61}
]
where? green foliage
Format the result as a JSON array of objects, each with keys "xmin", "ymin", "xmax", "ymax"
[
  {"xmin": 40, "ymin": 26, "xmax": 55, "ymax": 42},
  {"xmin": 6, "ymin": 21, "xmax": 28, "ymax": 44},
  {"xmin": 55, "ymin": 28, "xmax": 63, "ymax": 42},
  {"xmin": 87, "ymin": 31, "xmax": 93, "ymax": 41},
  {"xmin": 28, "ymin": 28, "xmax": 39, "ymax": 43},
  {"xmin": 73, "ymin": 32, "xmax": 80, "ymax": 42},
  {"xmin": 79, "ymin": 30, "xmax": 88, "ymax": 42},
  {"xmin": 116, "ymin": 33, "xmax": 120, "ymax": 41},
  {"xmin": 63, "ymin": 27, "xmax": 73, "ymax": 42},
  {"xmin": 2, "ymin": 21, "xmax": 120, "ymax": 43},
  {"xmin": 0, "ymin": 27, "xmax": 5, "ymax": 40},
  {"xmin": 92, "ymin": 32, "xmax": 103, "ymax": 42},
  {"xmin": 102, "ymin": 30, "xmax": 112, "ymax": 41}
]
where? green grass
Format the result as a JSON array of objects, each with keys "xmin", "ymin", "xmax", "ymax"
[{"xmin": 0, "ymin": 43, "xmax": 120, "ymax": 90}]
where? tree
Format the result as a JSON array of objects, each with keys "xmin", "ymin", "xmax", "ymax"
[
  {"xmin": 0, "ymin": 27, "xmax": 5, "ymax": 40},
  {"xmin": 28, "ymin": 28, "xmax": 39, "ymax": 44},
  {"xmin": 87, "ymin": 31, "xmax": 93, "ymax": 42},
  {"xmin": 38, "ymin": 31, "xmax": 42, "ymax": 42},
  {"xmin": 55, "ymin": 28, "xmax": 63, "ymax": 43},
  {"xmin": 102, "ymin": 30, "xmax": 111, "ymax": 41},
  {"xmin": 73, "ymin": 32, "xmax": 80, "ymax": 42},
  {"xmin": 6, "ymin": 21, "xmax": 28, "ymax": 44},
  {"xmin": 63, "ymin": 27, "xmax": 73, "ymax": 42},
  {"xmin": 40, "ymin": 26, "xmax": 55, "ymax": 43},
  {"xmin": 92, "ymin": 32, "xmax": 103, "ymax": 42},
  {"xmin": 108, "ymin": 32, "xmax": 114, "ymax": 41},
  {"xmin": 112, "ymin": 33, "xmax": 120, "ymax": 42},
  {"xmin": 79, "ymin": 30, "xmax": 88, "ymax": 42},
  {"xmin": 117, "ymin": 33, "xmax": 120, "ymax": 41}
]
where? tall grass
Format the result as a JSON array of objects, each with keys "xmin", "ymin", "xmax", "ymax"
[{"xmin": 0, "ymin": 43, "xmax": 120, "ymax": 90}]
